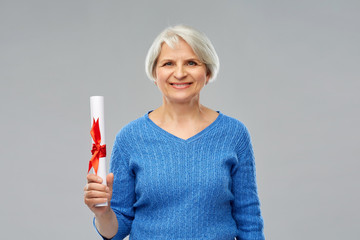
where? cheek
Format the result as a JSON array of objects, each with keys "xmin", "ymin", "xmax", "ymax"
[
  {"xmin": 155, "ymin": 69, "xmax": 169, "ymax": 82},
  {"xmin": 191, "ymin": 67, "xmax": 208, "ymax": 82},
  {"xmin": 195, "ymin": 72, "xmax": 208, "ymax": 83}
]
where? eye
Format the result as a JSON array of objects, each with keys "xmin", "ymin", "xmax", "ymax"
[
  {"xmin": 163, "ymin": 62, "xmax": 173, "ymax": 66},
  {"xmin": 188, "ymin": 61, "xmax": 197, "ymax": 66}
]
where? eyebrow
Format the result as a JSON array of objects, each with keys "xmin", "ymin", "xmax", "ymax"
[
  {"xmin": 158, "ymin": 59, "xmax": 173, "ymax": 63},
  {"xmin": 158, "ymin": 57, "xmax": 201, "ymax": 64}
]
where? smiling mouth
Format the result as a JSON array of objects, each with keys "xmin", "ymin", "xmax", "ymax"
[{"xmin": 170, "ymin": 83, "xmax": 192, "ymax": 87}]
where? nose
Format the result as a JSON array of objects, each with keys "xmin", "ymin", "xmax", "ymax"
[{"xmin": 173, "ymin": 65, "xmax": 187, "ymax": 80}]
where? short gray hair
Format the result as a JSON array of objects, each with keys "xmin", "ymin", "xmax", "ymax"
[{"xmin": 145, "ymin": 25, "xmax": 220, "ymax": 82}]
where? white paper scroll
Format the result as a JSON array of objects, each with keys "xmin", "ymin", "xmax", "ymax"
[{"xmin": 90, "ymin": 96, "xmax": 108, "ymax": 207}]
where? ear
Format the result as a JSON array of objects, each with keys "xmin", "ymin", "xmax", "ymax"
[
  {"xmin": 153, "ymin": 69, "xmax": 158, "ymax": 85},
  {"xmin": 205, "ymin": 72, "xmax": 211, "ymax": 85}
]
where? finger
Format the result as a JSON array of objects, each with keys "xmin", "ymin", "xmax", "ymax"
[
  {"xmin": 106, "ymin": 173, "xmax": 114, "ymax": 193},
  {"xmin": 85, "ymin": 189, "xmax": 110, "ymax": 199},
  {"xmin": 85, "ymin": 197, "xmax": 109, "ymax": 208},
  {"xmin": 87, "ymin": 173, "xmax": 103, "ymax": 184},
  {"xmin": 86, "ymin": 182, "xmax": 108, "ymax": 192}
]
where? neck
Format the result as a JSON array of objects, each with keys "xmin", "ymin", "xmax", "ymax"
[{"xmin": 158, "ymin": 96, "xmax": 205, "ymax": 123}]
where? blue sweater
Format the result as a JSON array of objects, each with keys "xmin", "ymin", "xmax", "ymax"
[{"xmin": 97, "ymin": 112, "xmax": 264, "ymax": 240}]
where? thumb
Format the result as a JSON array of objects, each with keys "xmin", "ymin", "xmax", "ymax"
[{"xmin": 106, "ymin": 173, "xmax": 114, "ymax": 193}]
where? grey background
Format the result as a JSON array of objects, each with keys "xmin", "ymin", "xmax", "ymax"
[{"xmin": 1, "ymin": 0, "xmax": 359, "ymax": 239}]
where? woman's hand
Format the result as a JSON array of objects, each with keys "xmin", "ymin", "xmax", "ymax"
[
  {"xmin": 84, "ymin": 173, "xmax": 114, "ymax": 217},
  {"xmin": 84, "ymin": 173, "xmax": 119, "ymax": 238}
]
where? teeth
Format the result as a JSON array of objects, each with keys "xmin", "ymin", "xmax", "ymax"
[{"xmin": 172, "ymin": 83, "xmax": 190, "ymax": 86}]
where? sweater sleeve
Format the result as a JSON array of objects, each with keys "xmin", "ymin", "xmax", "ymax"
[
  {"xmin": 94, "ymin": 132, "xmax": 135, "ymax": 240},
  {"xmin": 232, "ymin": 127, "xmax": 265, "ymax": 240}
]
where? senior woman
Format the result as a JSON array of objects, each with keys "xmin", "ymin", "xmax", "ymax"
[{"xmin": 84, "ymin": 25, "xmax": 265, "ymax": 240}]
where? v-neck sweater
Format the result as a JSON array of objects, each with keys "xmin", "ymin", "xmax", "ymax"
[{"xmin": 97, "ymin": 112, "xmax": 264, "ymax": 240}]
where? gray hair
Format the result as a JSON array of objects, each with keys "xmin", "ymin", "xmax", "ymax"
[{"xmin": 145, "ymin": 25, "xmax": 220, "ymax": 82}]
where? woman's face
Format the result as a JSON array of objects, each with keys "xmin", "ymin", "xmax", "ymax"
[{"xmin": 155, "ymin": 38, "xmax": 210, "ymax": 104}]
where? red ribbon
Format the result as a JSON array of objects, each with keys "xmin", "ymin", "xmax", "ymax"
[{"xmin": 88, "ymin": 118, "xmax": 106, "ymax": 174}]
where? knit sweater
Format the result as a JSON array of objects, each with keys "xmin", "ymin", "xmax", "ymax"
[{"xmin": 96, "ymin": 111, "xmax": 264, "ymax": 240}]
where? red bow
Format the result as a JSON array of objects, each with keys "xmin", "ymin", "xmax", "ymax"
[{"xmin": 88, "ymin": 118, "xmax": 106, "ymax": 174}]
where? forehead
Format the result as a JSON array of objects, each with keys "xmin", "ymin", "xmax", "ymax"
[{"xmin": 158, "ymin": 38, "xmax": 198, "ymax": 60}]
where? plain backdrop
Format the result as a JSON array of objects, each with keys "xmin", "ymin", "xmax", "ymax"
[{"xmin": 1, "ymin": 0, "xmax": 359, "ymax": 239}]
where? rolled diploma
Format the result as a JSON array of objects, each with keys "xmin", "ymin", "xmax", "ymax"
[{"xmin": 90, "ymin": 96, "xmax": 108, "ymax": 207}]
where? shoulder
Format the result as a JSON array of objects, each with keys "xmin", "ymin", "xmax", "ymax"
[
  {"xmin": 219, "ymin": 113, "xmax": 249, "ymax": 134},
  {"xmin": 218, "ymin": 112, "xmax": 252, "ymax": 150},
  {"xmin": 114, "ymin": 113, "xmax": 148, "ymax": 144}
]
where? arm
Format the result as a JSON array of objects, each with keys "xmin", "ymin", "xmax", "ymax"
[
  {"xmin": 84, "ymin": 173, "xmax": 119, "ymax": 239},
  {"xmin": 85, "ymin": 133, "xmax": 135, "ymax": 240},
  {"xmin": 232, "ymin": 128, "xmax": 265, "ymax": 240},
  {"xmin": 106, "ymin": 134, "xmax": 136, "ymax": 239}
]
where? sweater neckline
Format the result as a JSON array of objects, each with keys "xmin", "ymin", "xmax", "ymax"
[{"xmin": 144, "ymin": 111, "xmax": 223, "ymax": 143}]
